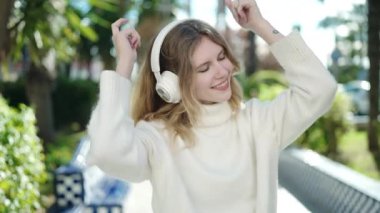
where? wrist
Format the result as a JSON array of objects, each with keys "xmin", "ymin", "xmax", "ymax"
[
  {"xmin": 115, "ymin": 60, "xmax": 134, "ymax": 79},
  {"xmin": 249, "ymin": 19, "xmax": 284, "ymax": 45}
]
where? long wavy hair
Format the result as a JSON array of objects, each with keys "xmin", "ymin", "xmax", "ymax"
[{"xmin": 131, "ymin": 19, "xmax": 242, "ymax": 146}]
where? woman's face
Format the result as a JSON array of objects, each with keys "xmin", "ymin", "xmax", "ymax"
[{"xmin": 191, "ymin": 36, "xmax": 234, "ymax": 104}]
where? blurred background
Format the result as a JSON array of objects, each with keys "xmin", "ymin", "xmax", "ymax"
[{"xmin": 0, "ymin": 0, "xmax": 379, "ymax": 212}]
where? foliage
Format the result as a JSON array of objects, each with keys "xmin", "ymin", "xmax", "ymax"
[
  {"xmin": 45, "ymin": 131, "xmax": 84, "ymax": 173},
  {"xmin": 72, "ymin": 0, "xmax": 126, "ymax": 69},
  {"xmin": 41, "ymin": 131, "xmax": 84, "ymax": 199},
  {"xmin": 6, "ymin": 0, "xmax": 99, "ymax": 66},
  {"xmin": 52, "ymin": 76, "xmax": 98, "ymax": 130},
  {"xmin": 0, "ymin": 77, "xmax": 98, "ymax": 130},
  {"xmin": 296, "ymin": 90, "xmax": 353, "ymax": 155},
  {"xmin": 0, "ymin": 79, "xmax": 28, "ymax": 106},
  {"xmin": 236, "ymin": 70, "xmax": 287, "ymax": 99},
  {"xmin": 0, "ymin": 96, "xmax": 47, "ymax": 212}
]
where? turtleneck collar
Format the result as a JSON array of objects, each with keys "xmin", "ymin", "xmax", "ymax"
[{"xmin": 196, "ymin": 101, "xmax": 233, "ymax": 127}]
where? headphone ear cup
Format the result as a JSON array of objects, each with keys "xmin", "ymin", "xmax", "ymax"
[{"xmin": 156, "ymin": 71, "xmax": 181, "ymax": 103}]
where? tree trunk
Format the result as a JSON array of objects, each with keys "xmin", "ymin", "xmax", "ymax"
[
  {"xmin": 26, "ymin": 62, "xmax": 56, "ymax": 145},
  {"xmin": 326, "ymin": 121, "xmax": 338, "ymax": 159},
  {"xmin": 0, "ymin": 0, "xmax": 14, "ymax": 62},
  {"xmin": 245, "ymin": 31, "xmax": 258, "ymax": 76},
  {"xmin": 367, "ymin": 0, "xmax": 380, "ymax": 170},
  {"xmin": 0, "ymin": 0, "xmax": 14, "ymax": 80}
]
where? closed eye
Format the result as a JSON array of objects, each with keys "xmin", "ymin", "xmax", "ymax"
[
  {"xmin": 198, "ymin": 65, "xmax": 210, "ymax": 73},
  {"xmin": 196, "ymin": 49, "xmax": 225, "ymax": 73},
  {"xmin": 218, "ymin": 50, "xmax": 226, "ymax": 61}
]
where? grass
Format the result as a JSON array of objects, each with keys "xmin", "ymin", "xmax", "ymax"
[{"xmin": 337, "ymin": 130, "xmax": 380, "ymax": 180}]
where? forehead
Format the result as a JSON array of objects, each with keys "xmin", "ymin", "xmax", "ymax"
[{"xmin": 191, "ymin": 36, "xmax": 223, "ymax": 65}]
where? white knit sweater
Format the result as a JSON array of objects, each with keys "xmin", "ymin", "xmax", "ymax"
[{"xmin": 86, "ymin": 32, "xmax": 337, "ymax": 213}]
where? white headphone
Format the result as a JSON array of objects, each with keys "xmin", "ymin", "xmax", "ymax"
[{"xmin": 150, "ymin": 19, "xmax": 188, "ymax": 103}]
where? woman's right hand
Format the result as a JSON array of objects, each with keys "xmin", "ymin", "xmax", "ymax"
[
  {"xmin": 225, "ymin": 0, "xmax": 284, "ymax": 44},
  {"xmin": 111, "ymin": 18, "xmax": 141, "ymax": 79},
  {"xmin": 225, "ymin": 0, "xmax": 266, "ymax": 32}
]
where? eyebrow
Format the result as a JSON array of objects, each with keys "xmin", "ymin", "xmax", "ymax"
[{"xmin": 195, "ymin": 49, "xmax": 225, "ymax": 70}]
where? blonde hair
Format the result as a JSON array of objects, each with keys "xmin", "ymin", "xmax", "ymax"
[{"xmin": 131, "ymin": 19, "xmax": 242, "ymax": 146}]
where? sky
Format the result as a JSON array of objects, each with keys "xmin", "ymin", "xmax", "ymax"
[{"xmin": 185, "ymin": 0, "xmax": 366, "ymax": 66}]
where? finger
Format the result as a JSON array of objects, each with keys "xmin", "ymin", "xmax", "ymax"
[
  {"xmin": 122, "ymin": 28, "xmax": 139, "ymax": 41},
  {"xmin": 134, "ymin": 33, "xmax": 141, "ymax": 48},
  {"xmin": 225, "ymin": 0, "xmax": 239, "ymax": 21},
  {"xmin": 122, "ymin": 28, "xmax": 141, "ymax": 48},
  {"xmin": 237, "ymin": 7, "xmax": 247, "ymax": 23},
  {"xmin": 131, "ymin": 34, "xmax": 141, "ymax": 47},
  {"xmin": 225, "ymin": 0, "xmax": 233, "ymax": 8},
  {"xmin": 111, "ymin": 18, "xmax": 129, "ymax": 35}
]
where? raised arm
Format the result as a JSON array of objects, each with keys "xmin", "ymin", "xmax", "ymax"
[
  {"xmin": 226, "ymin": 0, "xmax": 338, "ymax": 149},
  {"xmin": 86, "ymin": 19, "xmax": 154, "ymax": 182}
]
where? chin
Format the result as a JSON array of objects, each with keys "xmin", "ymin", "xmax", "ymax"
[{"xmin": 217, "ymin": 94, "xmax": 232, "ymax": 103}]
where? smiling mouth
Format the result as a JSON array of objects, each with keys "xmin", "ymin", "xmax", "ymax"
[{"xmin": 212, "ymin": 79, "xmax": 229, "ymax": 90}]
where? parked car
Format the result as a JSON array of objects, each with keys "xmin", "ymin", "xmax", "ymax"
[{"xmin": 342, "ymin": 80, "xmax": 370, "ymax": 115}]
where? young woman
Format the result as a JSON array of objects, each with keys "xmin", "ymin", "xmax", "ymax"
[{"xmin": 86, "ymin": 0, "xmax": 337, "ymax": 212}]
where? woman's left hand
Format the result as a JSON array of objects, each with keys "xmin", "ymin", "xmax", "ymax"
[{"xmin": 111, "ymin": 18, "xmax": 141, "ymax": 78}]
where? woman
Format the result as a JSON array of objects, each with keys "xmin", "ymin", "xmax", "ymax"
[{"xmin": 86, "ymin": 0, "xmax": 337, "ymax": 212}]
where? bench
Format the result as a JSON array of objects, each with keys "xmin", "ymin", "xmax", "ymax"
[
  {"xmin": 279, "ymin": 147, "xmax": 380, "ymax": 212},
  {"xmin": 53, "ymin": 137, "xmax": 129, "ymax": 212}
]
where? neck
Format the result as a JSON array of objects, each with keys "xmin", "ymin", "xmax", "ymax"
[{"xmin": 196, "ymin": 101, "xmax": 232, "ymax": 127}]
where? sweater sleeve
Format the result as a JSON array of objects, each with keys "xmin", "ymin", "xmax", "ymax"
[
  {"xmin": 86, "ymin": 71, "xmax": 156, "ymax": 182},
  {"xmin": 247, "ymin": 31, "xmax": 337, "ymax": 150}
]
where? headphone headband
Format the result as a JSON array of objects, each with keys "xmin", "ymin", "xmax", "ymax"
[
  {"xmin": 149, "ymin": 19, "xmax": 189, "ymax": 104},
  {"xmin": 150, "ymin": 19, "xmax": 188, "ymax": 77}
]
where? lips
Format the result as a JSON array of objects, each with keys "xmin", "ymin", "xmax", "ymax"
[{"xmin": 212, "ymin": 79, "xmax": 229, "ymax": 90}]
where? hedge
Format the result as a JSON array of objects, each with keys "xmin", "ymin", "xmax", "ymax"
[{"xmin": 0, "ymin": 95, "xmax": 47, "ymax": 212}]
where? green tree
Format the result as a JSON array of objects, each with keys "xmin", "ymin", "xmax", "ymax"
[
  {"xmin": 73, "ymin": 0, "xmax": 131, "ymax": 74},
  {"xmin": 1, "ymin": 0, "xmax": 115, "ymax": 145}
]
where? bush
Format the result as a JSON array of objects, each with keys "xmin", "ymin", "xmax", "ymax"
[
  {"xmin": 0, "ymin": 79, "xmax": 29, "ymax": 107},
  {"xmin": 52, "ymin": 77, "xmax": 98, "ymax": 130},
  {"xmin": 0, "ymin": 95, "xmax": 47, "ymax": 212},
  {"xmin": 237, "ymin": 70, "xmax": 287, "ymax": 99},
  {"xmin": 296, "ymin": 90, "xmax": 353, "ymax": 156},
  {"xmin": 0, "ymin": 77, "xmax": 98, "ymax": 131}
]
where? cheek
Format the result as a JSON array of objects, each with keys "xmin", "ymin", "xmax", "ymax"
[
  {"xmin": 222, "ymin": 59, "xmax": 234, "ymax": 72},
  {"xmin": 194, "ymin": 74, "xmax": 212, "ymax": 91}
]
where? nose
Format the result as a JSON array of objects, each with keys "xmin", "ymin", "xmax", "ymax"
[{"xmin": 215, "ymin": 61, "xmax": 230, "ymax": 78}]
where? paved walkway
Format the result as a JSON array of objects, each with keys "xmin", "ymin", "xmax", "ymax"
[{"xmin": 124, "ymin": 180, "xmax": 310, "ymax": 213}]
